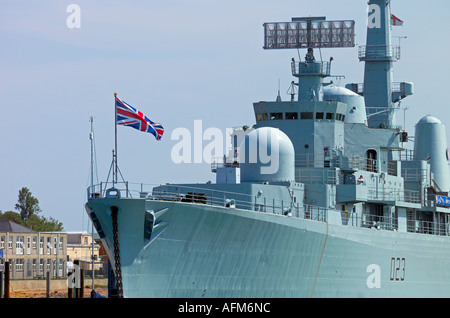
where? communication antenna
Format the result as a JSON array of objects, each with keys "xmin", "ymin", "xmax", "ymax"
[
  {"xmin": 263, "ymin": 16, "xmax": 355, "ymax": 102},
  {"xmin": 263, "ymin": 17, "xmax": 355, "ymax": 50}
]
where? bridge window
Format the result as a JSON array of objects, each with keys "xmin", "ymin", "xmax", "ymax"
[
  {"xmin": 336, "ymin": 113, "xmax": 346, "ymax": 122},
  {"xmin": 316, "ymin": 112, "xmax": 324, "ymax": 120},
  {"xmin": 326, "ymin": 113, "xmax": 334, "ymax": 120},
  {"xmin": 270, "ymin": 113, "xmax": 283, "ymax": 120},
  {"xmin": 301, "ymin": 112, "xmax": 314, "ymax": 120},
  {"xmin": 286, "ymin": 112, "xmax": 298, "ymax": 120}
]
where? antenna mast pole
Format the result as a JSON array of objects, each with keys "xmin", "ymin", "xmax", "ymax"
[
  {"xmin": 89, "ymin": 116, "xmax": 96, "ymax": 291},
  {"xmin": 114, "ymin": 93, "xmax": 118, "ymax": 184},
  {"xmin": 90, "ymin": 116, "xmax": 94, "ymax": 190}
]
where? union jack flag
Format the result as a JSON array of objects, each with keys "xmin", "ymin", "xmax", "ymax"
[{"xmin": 115, "ymin": 96, "xmax": 164, "ymax": 141}]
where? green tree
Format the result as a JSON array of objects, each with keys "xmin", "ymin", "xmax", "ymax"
[
  {"xmin": 0, "ymin": 210, "xmax": 25, "ymax": 225},
  {"xmin": 14, "ymin": 187, "xmax": 42, "ymax": 221},
  {"xmin": 25, "ymin": 214, "xmax": 64, "ymax": 232}
]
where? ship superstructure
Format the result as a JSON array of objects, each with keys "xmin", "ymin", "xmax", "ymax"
[{"xmin": 86, "ymin": 0, "xmax": 450, "ymax": 298}]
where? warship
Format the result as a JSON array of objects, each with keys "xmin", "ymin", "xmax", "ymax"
[{"xmin": 86, "ymin": 0, "xmax": 450, "ymax": 298}]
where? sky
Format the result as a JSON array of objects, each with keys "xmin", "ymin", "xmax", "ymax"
[{"xmin": 1, "ymin": 0, "xmax": 449, "ymax": 231}]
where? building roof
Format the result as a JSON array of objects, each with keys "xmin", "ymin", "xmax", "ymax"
[{"xmin": 0, "ymin": 221, "xmax": 36, "ymax": 233}]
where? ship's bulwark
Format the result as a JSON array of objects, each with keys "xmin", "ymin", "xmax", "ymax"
[{"xmin": 87, "ymin": 198, "xmax": 450, "ymax": 298}]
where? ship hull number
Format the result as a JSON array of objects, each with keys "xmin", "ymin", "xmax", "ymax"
[{"xmin": 390, "ymin": 257, "xmax": 406, "ymax": 281}]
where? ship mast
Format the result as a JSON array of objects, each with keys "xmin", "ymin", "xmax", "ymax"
[{"xmin": 360, "ymin": 0, "xmax": 399, "ymax": 129}]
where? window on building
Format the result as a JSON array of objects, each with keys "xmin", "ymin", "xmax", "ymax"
[
  {"xmin": 270, "ymin": 113, "xmax": 283, "ymax": 120},
  {"xmin": 326, "ymin": 113, "xmax": 334, "ymax": 120},
  {"xmin": 59, "ymin": 237, "xmax": 63, "ymax": 249},
  {"xmin": 8, "ymin": 236, "xmax": 13, "ymax": 249},
  {"xmin": 0, "ymin": 236, "xmax": 4, "ymax": 249},
  {"xmin": 47, "ymin": 237, "xmax": 51, "ymax": 255},
  {"xmin": 16, "ymin": 236, "xmax": 24, "ymax": 255},
  {"xmin": 301, "ymin": 112, "xmax": 314, "ymax": 120},
  {"xmin": 286, "ymin": 112, "xmax": 298, "ymax": 120},
  {"xmin": 316, "ymin": 112, "xmax": 324, "ymax": 120},
  {"xmin": 39, "ymin": 237, "xmax": 44, "ymax": 254},
  {"xmin": 336, "ymin": 113, "xmax": 346, "ymax": 122},
  {"xmin": 33, "ymin": 236, "xmax": 37, "ymax": 249},
  {"xmin": 16, "ymin": 259, "xmax": 24, "ymax": 271}
]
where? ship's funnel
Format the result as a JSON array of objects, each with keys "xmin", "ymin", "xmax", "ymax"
[{"xmin": 414, "ymin": 115, "xmax": 450, "ymax": 192}]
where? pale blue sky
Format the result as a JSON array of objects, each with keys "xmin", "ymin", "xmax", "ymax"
[{"xmin": 1, "ymin": 0, "xmax": 449, "ymax": 231}]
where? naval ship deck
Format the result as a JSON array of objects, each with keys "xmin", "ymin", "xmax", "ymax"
[{"xmin": 87, "ymin": 181, "xmax": 450, "ymax": 238}]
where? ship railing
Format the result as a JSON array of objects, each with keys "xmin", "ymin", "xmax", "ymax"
[
  {"xmin": 295, "ymin": 153, "xmax": 342, "ymax": 168},
  {"xmin": 296, "ymin": 169, "xmax": 337, "ymax": 185},
  {"xmin": 151, "ymin": 183, "xmax": 305, "ymax": 218},
  {"xmin": 346, "ymin": 155, "xmax": 379, "ymax": 173},
  {"xmin": 398, "ymin": 149, "xmax": 415, "ymax": 161},
  {"xmin": 291, "ymin": 61, "xmax": 331, "ymax": 77},
  {"xmin": 295, "ymin": 153, "xmax": 383, "ymax": 174},
  {"xmin": 365, "ymin": 187, "xmax": 421, "ymax": 204},
  {"xmin": 340, "ymin": 211, "xmax": 398, "ymax": 231},
  {"xmin": 342, "ymin": 211, "xmax": 450, "ymax": 236},
  {"xmin": 210, "ymin": 159, "xmax": 239, "ymax": 172},
  {"xmin": 362, "ymin": 214, "xmax": 398, "ymax": 231},
  {"xmin": 401, "ymin": 168, "xmax": 428, "ymax": 182},
  {"xmin": 347, "ymin": 81, "xmax": 407, "ymax": 96},
  {"xmin": 407, "ymin": 219, "xmax": 449, "ymax": 236},
  {"xmin": 358, "ymin": 45, "xmax": 401, "ymax": 60},
  {"xmin": 88, "ymin": 182, "xmax": 447, "ymax": 235},
  {"xmin": 87, "ymin": 181, "xmax": 340, "ymax": 223}
]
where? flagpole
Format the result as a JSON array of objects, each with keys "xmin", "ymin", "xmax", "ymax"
[{"xmin": 114, "ymin": 92, "xmax": 118, "ymax": 184}]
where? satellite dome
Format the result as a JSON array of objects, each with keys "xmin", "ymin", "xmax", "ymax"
[
  {"xmin": 239, "ymin": 127, "xmax": 295, "ymax": 183},
  {"xmin": 417, "ymin": 115, "xmax": 442, "ymax": 125},
  {"xmin": 414, "ymin": 115, "xmax": 450, "ymax": 192},
  {"xmin": 323, "ymin": 85, "xmax": 367, "ymax": 124}
]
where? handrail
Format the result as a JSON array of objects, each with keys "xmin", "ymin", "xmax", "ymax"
[
  {"xmin": 358, "ymin": 45, "xmax": 400, "ymax": 60},
  {"xmin": 291, "ymin": 61, "xmax": 331, "ymax": 77},
  {"xmin": 87, "ymin": 181, "xmax": 337, "ymax": 223},
  {"xmin": 87, "ymin": 182, "xmax": 448, "ymax": 237}
]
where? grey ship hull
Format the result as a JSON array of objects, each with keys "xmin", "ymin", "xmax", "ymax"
[{"xmin": 86, "ymin": 198, "xmax": 450, "ymax": 298}]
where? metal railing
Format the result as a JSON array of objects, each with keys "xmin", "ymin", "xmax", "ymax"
[
  {"xmin": 291, "ymin": 61, "xmax": 331, "ymax": 77},
  {"xmin": 401, "ymin": 168, "xmax": 428, "ymax": 182},
  {"xmin": 87, "ymin": 181, "xmax": 342, "ymax": 226},
  {"xmin": 88, "ymin": 181, "xmax": 325, "ymax": 219},
  {"xmin": 87, "ymin": 182, "xmax": 450, "ymax": 237},
  {"xmin": 366, "ymin": 187, "xmax": 421, "ymax": 204},
  {"xmin": 358, "ymin": 45, "xmax": 400, "ymax": 60},
  {"xmin": 296, "ymin": 169, "xmax": 338, "ymax": 185},
  {"xmin": 407, "ymin": 219, "xmax": 449, "ymax": 236},
  {"xmin": 341, "ymin": 212, "xmax": 398, "ymax": 231}
]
